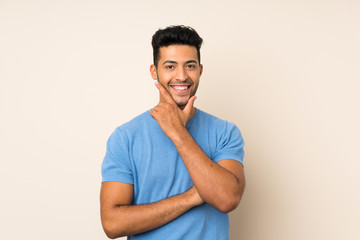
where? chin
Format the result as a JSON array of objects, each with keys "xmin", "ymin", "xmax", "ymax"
[
  {"xmin": 175, "ymin": 102, "xmax": 188, "ymax": 108},
  {"xmin": 174, "ymin": 97, "xmax": 190, "ymax": 106}
]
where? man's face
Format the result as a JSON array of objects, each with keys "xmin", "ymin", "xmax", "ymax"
[{"xmin": 150, "ymin": 45, "xmax": 203, "ymax": 108}]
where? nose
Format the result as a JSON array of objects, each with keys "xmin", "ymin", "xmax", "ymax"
[{"xmin": 175, "ymin": 67, "xmax": 188, "ymax": 81}]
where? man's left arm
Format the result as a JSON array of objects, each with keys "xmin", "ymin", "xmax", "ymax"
[
  {"xmin": 151, "ymin": 82, "xmax": 245, "ymax": 213},
  {"xmin": 171, "ymin": 128, "xmax": 245, "ymax": 213}
]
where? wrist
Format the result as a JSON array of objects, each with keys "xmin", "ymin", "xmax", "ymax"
[
  {"xmin": 168, "ymin": 125, "xmax": 189, "ymax": 143},
  {"xmin": 184, "ymin": 186, "xmax": 204, "ymax": 207}
]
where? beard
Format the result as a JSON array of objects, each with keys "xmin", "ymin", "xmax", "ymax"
[{"xmin": 157, "ymin": 79, "xmax": 198, "ymax": 109}]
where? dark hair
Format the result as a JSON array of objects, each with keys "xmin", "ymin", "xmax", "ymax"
[{"xmin": 151, "ymin": 25, "xmax": 203, "ymax": 67}]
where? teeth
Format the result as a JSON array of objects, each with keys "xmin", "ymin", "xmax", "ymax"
[{"xmin": 173, "ymin": 86, "xmax": 188, "ymax": 90}]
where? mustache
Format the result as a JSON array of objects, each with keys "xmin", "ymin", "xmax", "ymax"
[{"xmin": 168, "ymin": 80, "xmax": 193, "ymax": 85}]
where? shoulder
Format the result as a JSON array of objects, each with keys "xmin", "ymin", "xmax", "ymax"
[
  {"xmin": 196, "ymin": 109, "xmax": 239, "ymax": 131},
  {"xmin": 196, "ymin": 109, "xmax": 223, "ymax": 124},
  {"xmin": 106, "ymin": 110, "xmax": 151, "ymax": 139},
  {"xmin": 116, "ymin": 110, "xmax": 155, "ymax": 131},
  {"xmin": 196, "ymin": 109, "xmax": 243, "ymax": 145}
]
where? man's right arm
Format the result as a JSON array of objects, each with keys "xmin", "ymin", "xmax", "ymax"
[{"xmin": 100, "ymin": 182, "xmax": 203, "ymax": 239}]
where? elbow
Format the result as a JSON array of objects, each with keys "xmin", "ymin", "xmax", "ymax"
[
  {"xmin": 218, "ymin": 180, "xmax": 246, "ymax": 213},
  {"xmin": 105, "ymin": 231, "xmax": 119, "ymax": 240},
  {"xmin": 216, "ymin": 186, "xmax": 244, "ymax": 213},
  {"xmin": 103, "ymin": 225, "xmax": 116, "ymax": 239},
  {"xmin": 103, "ymin": 226, "xmax": 118, "ymax": 239},
  {"xmin": 217, "ymin": 195, "xmax": 241, "ymax": 213},
  {"xmin": 102, "ymin": 221, "xmax": 126, "ymax": 239},
  {"xmin": 105, "ymin": 232, "xmax": 118, "ymax": 240}
]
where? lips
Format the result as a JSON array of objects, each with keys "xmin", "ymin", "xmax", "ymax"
[
  {"xmin": 172, "ymin": 85, "xmax": 189, "ymax": 90},
  {"xmin": 170, "ymin": 85, "xmax": 191, "ymax": 95}
]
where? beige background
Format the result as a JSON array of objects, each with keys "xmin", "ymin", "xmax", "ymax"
[{"xmin": 1, "ymin": 0, "xmax": 359, "ymax": 239}]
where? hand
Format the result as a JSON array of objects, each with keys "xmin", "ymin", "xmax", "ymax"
[{"xmin": 150, "ymin": 81, "xmax": 196, "ymax": 139}]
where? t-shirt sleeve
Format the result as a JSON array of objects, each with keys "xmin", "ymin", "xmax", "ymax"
[
  {"xmin": 213, "ymin": 121, "xmax": 245, "ymax": 165},
  {"xmin": 101, "ymin": 127, "xmax": 134, "ymax": 184}
]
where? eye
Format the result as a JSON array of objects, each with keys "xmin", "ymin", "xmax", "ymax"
[
  {"xmin": 186, "ymin": 64, "xmax": 197, "ymax": 69},
  {"xmin": 165, "ymin": 65, "xmax": 175, "ymax": 70}
]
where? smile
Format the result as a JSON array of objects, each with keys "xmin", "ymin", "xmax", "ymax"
[
  {"xmin": 172, "ymin": 85, "xmax": 189, "ymax": 90},
  {"xmin": 170, "ymin": 85, "xmax": 191, "ymax": 94}
]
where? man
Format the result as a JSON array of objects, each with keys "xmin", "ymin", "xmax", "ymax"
[{"xmin": 100, "ymin": 25, "xmax": 245, "ymax": 240}]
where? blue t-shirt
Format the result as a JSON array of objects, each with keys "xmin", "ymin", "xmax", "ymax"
[{"xmin": 102, "ymin": 109, "xmax": 245, "ymax": 240}]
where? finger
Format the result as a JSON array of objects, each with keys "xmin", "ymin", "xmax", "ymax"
[
  {"xmin": 150, "ymin": 108, "xmax": 157, "ymax": 118},
  {"xmin": 183, "ymin": 96, "xmax": 197, "ymax": 115},
  {"xmin": 155, "ymin": 81, "xmax": 175, "ymax": 104}
]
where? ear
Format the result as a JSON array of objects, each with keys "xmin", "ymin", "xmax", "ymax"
[
  {"xmin": 150, "ymin": 64, "xmax": 158, "ymax": 80},
  {"xmin": 199, "ymin": 64, "xmax": 203, "ymax": 76}
]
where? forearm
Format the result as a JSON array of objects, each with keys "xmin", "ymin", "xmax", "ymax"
[
  {"xmin": 171, "ymin": 128, "xmax": 243, "ymax": 213},
  {"xmin": 149, "ymin": 86, "xmax": 243, "ymax": 213},
  {"xmin": 101, "ymin": 187, "xmax": 201, "ymax": 239}
]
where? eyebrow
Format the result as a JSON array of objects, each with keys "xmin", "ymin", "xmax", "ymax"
[{"xmin": 162, "ymin": 60, "xmax": 198, "ymax": 65}]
